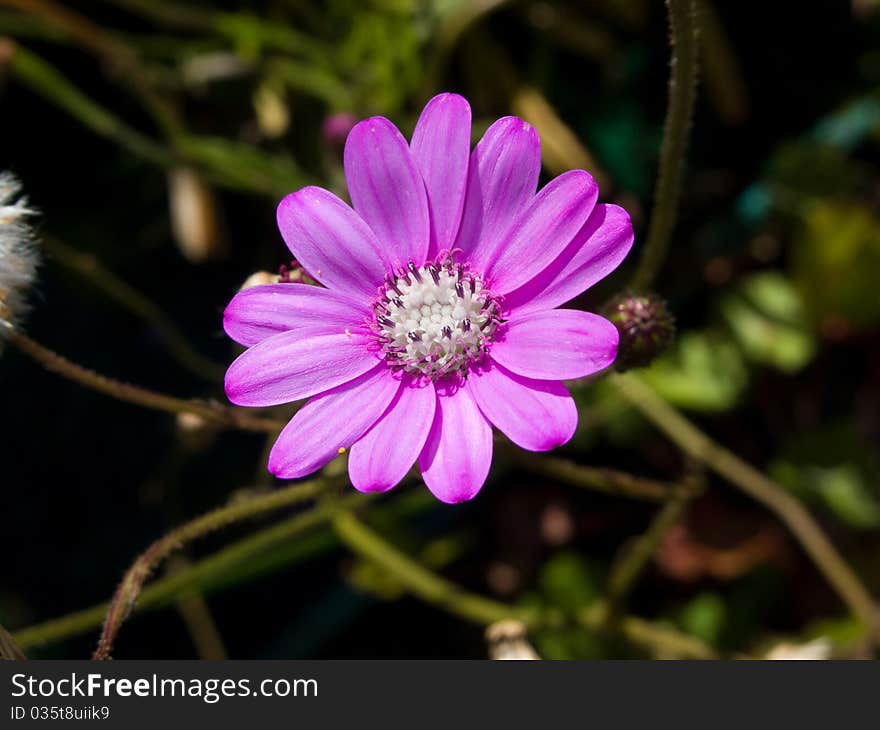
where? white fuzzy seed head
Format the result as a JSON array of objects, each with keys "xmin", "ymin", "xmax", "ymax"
[
  {"xmin": 0, "ymin": 172, "xmax": 39, "ymax": 329},
  {"xmin": 374, "ymin": 258, "xmax": 501, "ymax": 379}
]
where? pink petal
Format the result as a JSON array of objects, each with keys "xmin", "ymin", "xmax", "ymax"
[
  {"xmin": 418, "ymin": 387, "xmax": 493, "ymax": 504},
  {"xmin": 223, "ymin": 283, "xmax": 370, "ymax": 347},
  {"xmin": 484, "ymin": 170, "xmax": 598, "ymax": 295},
  {"xmin": 225, "ymin": 330, "xmax": 378, "ymax": 407},
  {"xmin": 467, "ymin": 361, "xmax": 577, "ymax": 451},
  {"xmin": 277, "ymin": 186, "xmax": 390, "ymax": 299},
  {"xmin": 345, "ymin": 117, "xmax": 429, "ymax": 267},
  {"xmin": 348, "ymin": 378, "xmax": 436, "ymax": 493},
  {"xmin": 504, "ymin": 204, "xmax": 634, "ymax": 316},
  {"xmin": 490, "ymin": 309, "xmax": 618, "ymax": 380},
  {"xmin": 268, "ymin": 365, "xmax": 400, "ymax": 479},
  {"xmin": 455, "ymin": 117, "xmax": 540, "ymax": 269},
  {"xmin": 410, "ymin": 93, "xmax": 472, "ymax": 257}
]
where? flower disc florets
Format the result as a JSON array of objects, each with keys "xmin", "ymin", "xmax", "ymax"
[{"xmin": 373, "ymin": 253, "xmax": 501, "ymax": 379}]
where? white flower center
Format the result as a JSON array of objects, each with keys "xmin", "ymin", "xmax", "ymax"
[{"xmin": 374, "ymin": 260, "xmax": 499, "ymax": 379}]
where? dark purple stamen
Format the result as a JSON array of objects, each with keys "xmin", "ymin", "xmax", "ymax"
[
  {"xmin": 455, "ymin": 282, "xmax": 464, "ymax": 298},
  {"xmin": 386, "ymin": 276, "xmax": 403, "ymax": 296},
  {"xmin": 429, "ymin": 265, "xmax": 440, "ymax": 285},
  {"xmin": 407, "ymin": 262, "xmax": 422, "ymax": 282}
]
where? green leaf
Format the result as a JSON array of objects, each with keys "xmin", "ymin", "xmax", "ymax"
[
  {"xmin": 641, "ymin": 331, "xmax": 748, "ymax": 411},
  {"xmin": 720, "ymin": 271, "xmax": 816, "ymax": 373},
  {"xmin": 677, "ymin": 592, "xmax": 726, "ymax": 645}
]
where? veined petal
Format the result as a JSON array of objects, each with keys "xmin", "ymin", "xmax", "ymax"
[
  {"xmin": 268, "ymin": 365, "xmax": 400, "ymax": 479},
  {"xmin": 467, "ymin": 362, "xmax": 577, "ymax": 451},
  {"xmin": 225, "ymin": 330, "xmax": 378, "ymax": 407},
  {"xmin": 277, "ymin": 187, "xmax": 389, "ymax": 299},
  {"xmin": 223, "ymin": 283, "xmax": 369, "ymax": 347},
  {"xmin": 456, "ymin": 117, "xmax": 540, "ymax": 268},
  {"xmin": 410, "ymin": 93, "xmax": 472, "ymax": 257},
  {"xmin": 484, "ymin": 170, "xmax": 598, "ymax": 295},
  {"xmin": 504, "ymin": 204, "xmax": 634, "ymax": 316},
  {"xmin": 348, "ymin": 378, "xmax": 436, "ymax": 493},
  {"xmin": 490, "ymin": 309, "xmax": 618, "ymax": 380},
  {"xmin": 418, "ymin": 387, "xmax": 493, "ymax": 504},
  {"xmin": 345, "ymin": 117, "xmax": 429, "ymax": 266}
]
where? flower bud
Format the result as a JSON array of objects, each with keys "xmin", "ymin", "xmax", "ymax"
[
  {"xmin": 321, "ymin": 112, "xmax": 358, "ymax": 156},
  {"xmin": 602, "ymin": 291, "xmax": 675, "ymax": 371}
]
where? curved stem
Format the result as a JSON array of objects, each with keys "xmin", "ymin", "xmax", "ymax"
[
  {"xmin": 5, "ymin": 326, "xmax": 284, "ymax": 433},
  {"xmin": 607, "ymin": 484, "xmax": 696, "ymax": 608},
  {"xmin": 333, "ymin": 510, "xmax": 521, "ymax": 626},
  {"xmin": 508, "ymin": 449, "xmax": 687, "ymax": 501},
  {"xmin": 333, "ymin": 510, "xmax": 718, "ymax": 659},
  {"xmin": 631, "ymin": 0, "xmax": 699, "ymax": 291},
  {"xmin": 14, "ymin": 491, "xmax": 370, "ymax": 651},
  {"xmin": 46, "ymin": 237, "xmax": 225, "ymax": 382},
  {"xmin": 613, "ymin": 373, "xmax": 879, "ymax": 638},
  {"xmin": 92, "ymin": 476, "xmax": 340, "ymax": 659}
]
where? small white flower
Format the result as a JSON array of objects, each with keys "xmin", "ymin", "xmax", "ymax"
[{"xmin": 0, "ymin": 172, "xmax": 39, "ymax": 330}]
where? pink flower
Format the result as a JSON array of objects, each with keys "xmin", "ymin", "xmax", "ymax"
[{"xmin": 224, "ymin": 94, "xmax": 633, "ymax": 503}]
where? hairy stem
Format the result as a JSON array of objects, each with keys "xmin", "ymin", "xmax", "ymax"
[
  {"xmin": 508, "ymin": 450, "xmax": 688, "ymax": 501},
  {"xmin": 14, "ymin": 492, "xmax": 370, "ymax": 650},
  {"xmin": 613, "ymin": 373, "xmax": 879, "ymax": 638},
  {"xmin": 92, "ymin": 477, "xmax": 339, "ymax": 659},
  {"xmin": 5, "ymin": 327, "xmax": 284, "ymax": 433},
  {"xmin": 631, "ymin": 0, "xmax": 699, "ymax": 291}
]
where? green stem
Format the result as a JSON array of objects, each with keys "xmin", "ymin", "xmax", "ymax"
[
  {"xmin": 613, "ymin": 373, "xmax": 879, "ymax": 638},
  {"xmin": 45, "ymin": 237, "xmax": 225, "ymax": 382},
  {"xmin": 607, "ymin": 485, "xmax": 696, "ymax": 607},
  {"xmin": 14, "ymin": 492, "xmax": 370, "ymax": 651},
  {"xmin": 508, "ymin": 450, "xmax": 686, "ymax": 502},
  {"xmin": 1, "ymin": 0, "xmax": 182, "ymax": 138},
  {"xmin": 631, "ymin": 0, "xmax": 699, "ymax": 291},
  {"xmin": 6, "ymin": 42, "xmax": 176, "ymax": 167},
  {"xmin": 333, "ymin": 510, "xmax": 521, "ymax": 626},
  {"xmin": 333, "ymin": 510, "xmax": 719, "ymax": 659},
  {"xmin": 5, "ymin": 327, "xmax": 284, "ymax": 433},
  {"xmin": 92, "ymin": 476, "xmax": 341, "ymax": 659}
]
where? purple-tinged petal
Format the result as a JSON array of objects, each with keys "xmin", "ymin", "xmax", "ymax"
[
  {"xmin": 456, "ymin": 117, "xmax": 540, "ymax": 268},
  {"xmin": 223, "ymin": 283, "xmax": 370, "ymax": 347},
  {"xmin": 410, "ymin": 93, "xmax": 472, "ymax": 257},
  {"xmin": 268, "ymin": 364, "xmax": 400, "ymax": 479},
  {"xmin": 225, "ymin": 330, "xmax": 378, "ymax": 407},
  {"xmin": 490, "ymin": 309, "xmax": 618, "ymax": 380},
  {"xmin": 467, "ymin": 361, "xmax": 577, "ymax": 451},
  {"xmin": 484, "ymin": 170, "xmax": 598, "ymax": 295},
  {"xmin": 348, "ymin": 378, "xmax": 436, "ymax": 493},
  {"xmin": 504, "ymin": 204, "xmax": 634, "ymax": 316},
  {"xmin": 277, "ymin": 186, "xmax": 389, "ymax": 299},
  {"xmin": 345, "ymin": 117, "xmax": 429, "ymax": 266},
  {"xmin": 418, "ymin": 387, "xmax": 492, "ymax": 504}
]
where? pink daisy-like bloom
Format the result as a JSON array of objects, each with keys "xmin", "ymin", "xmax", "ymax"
[{"xmin": 223, "ymin": 93, "xmax": 634, "ymax": 503}]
